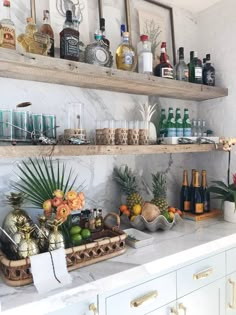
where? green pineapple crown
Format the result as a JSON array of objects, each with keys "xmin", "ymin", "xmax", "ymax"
[
  {"xmin": 5, "ymin": 192, "xmax": 25, "ymax": 209},
  {"xmin": 113, "ymin": 165, "xmax": 138, "ymax": 195},
  {"xmin": 152, "ymin": 172, "xmax": 167, "ymax": 199}
]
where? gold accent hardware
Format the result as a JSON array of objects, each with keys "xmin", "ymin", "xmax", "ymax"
[
  {"xmin": 130, "ymin": 290, "xmax": 158, "ymax": 308},
  {"xmin": 179, "ymin": 303, "xmax": 187, "ymax": 315},
  {"xmin": 89, "ymin": 303, "xmax": 98, "ymax": 315},
  {"xmin": 170, "ymin": 307, "xmax": 178, "ymax": 314},
  {"xmin": 229, "ymin": 279, "xmax": 236, "ymax": 309},
  {"xmin": 193, "ymin": 268, "xmax": 213, "ymax": 280}
]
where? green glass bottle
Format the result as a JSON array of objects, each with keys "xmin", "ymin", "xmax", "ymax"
[
  {"xmin": 188, "ymin": 51, "xmax": 194, "ymax": 82},
  {"xmin": 183, "ymin": 108, "xmax": 191, "ymax": 137},
  {"xmin": 189, "ymin": 51, "xmax": 202, "ymax": 84},
  {"xmin": 159, "ymin": 108, "xmax": 167, "ymax": 137},
  {"xmin": 175, "ymin": 108, "xmax": 183, "ymax": 137},
  {"xmin": 166, "ymin": 107, "xmax": 176, "ymax": 137}
]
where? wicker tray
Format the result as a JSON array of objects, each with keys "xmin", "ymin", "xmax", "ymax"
[{"xmin": 0, "ymin": 212, "xmax": 127, "ymax": 287}]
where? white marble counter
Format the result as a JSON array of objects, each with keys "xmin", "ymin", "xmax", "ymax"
[{"xmin": 1, "ymin": 218, "xmax": 236, "ymax": 314}]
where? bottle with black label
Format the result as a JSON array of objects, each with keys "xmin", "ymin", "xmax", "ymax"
[
  {"xmin": 201, "ymin": 170, "xmax": 210, "ymax": 212},
  {"xmin": 154, "ymin": 42, "xmax": 174, "ymax": 79},
  {"xmin": 191, "ymin": 170, "xmax": 204, "ymax": 214},
  {"xmin": 203, "ymin": 54, "xmax": 215, "ymax": 86},
  {"xmin": 180, "ymin": 170, "xmax": 191, "ymax": 212},
  {"xmin": 60, "ymin": 10, "xmax": 79, "ymax": 61}
]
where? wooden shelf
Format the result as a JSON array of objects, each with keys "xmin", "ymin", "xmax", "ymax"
[
  {"xmin": 0, "ymin": 48, "xmax": 228, "ymax": 101},
  {"xmin": 0, "ymin": 144, "xmax": 222, "ymax": 158}
]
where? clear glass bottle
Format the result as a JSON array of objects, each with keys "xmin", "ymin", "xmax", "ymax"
[
  {"xmin": 192, "ymin": 119, "xmax": 198, "ymax": 137},
  {"xmin": 175, "ymin": 108, "xmax": 183, "ymax": 137},
  {"xmin": 189, "ymin": 51, "xmax": 203, "ymax": 84},
  {"xmin": 203, "ymin": 54, "xmax": 215, "ymax": 86},
  {"xmin": 166, "ymin": 107, "xmax": 176, "ymax": 137},
  {"xmin": 154, "ymin": 42, "xmax": 174, "ymax": 79},
  {"xmin": 60, "ymin": 10, "xmax": 80, "ymax": 61},
  {"xmin": 202, "ymin": 120, "xmax": 207, "ymax": 137},
  {"xmin": 183, "ymin": 109, "xmax": 191, "ymax": 137},
  {"xmin": 85, "ymin": 31, "xmax": 113, "ymax": 67},
  {"xmin": 116, "ymin": 32, "xmax": 137, "ymax": 72},
  {"xmin": 137, "ymin": 34, "xmax": 153, "ymax": 74},
  {"xmin": 175, "ymin": 47, "xmax": 189, "ymax": 81},
  {"xmin": 0, "ymin": 0, "xmax": 16, "ymax": 49},
  {"xmin": 159, "ymin": 108, "xmax": 167, "ymax": 138},
  {"xmin": 197, "ymin": 119, "xmax": 202, "ymax": 137},
  {"xmin": 40, "ymin": 10, "xmax": 54, "ymax": 57}
]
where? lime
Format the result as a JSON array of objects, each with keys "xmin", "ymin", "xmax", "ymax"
[
  {"xmin": 71, "ymin": 233, "xmax": 83, "ymax": 246},
  {"xmin": 81, "ymin": 228, "xmax": 91, "ymax": 240},
  {"xmin": 70, "ymin": 225, "xmax": 82, "ymax": 236}
]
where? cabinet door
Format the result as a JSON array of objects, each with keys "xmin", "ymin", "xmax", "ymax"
[
  {"xmin": 227, "ymin": 272, "xmax": 236, "ymax": 314},
  {"xmin": 177, "ymin": 278, "xmax": 225, "ymax": 315},
  {"xmin": 46, "ymin": 297, "xmax": 98, "ymax": 315},
  {"xmin": 145, "ymin": 302, "xmax": 177, "ymax": 315}
]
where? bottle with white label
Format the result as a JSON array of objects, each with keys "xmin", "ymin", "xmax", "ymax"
[
  {"xmin": 0, "ymin": 0, "xmax": 16, "ymax": 50},
  {"xmin": 116, "ymin": 32, "xmax": 137, "ymax": 72},
  {"xmin": 175, "ymin": 108, "xmax": 183, "ymax": 137},
  {"xmin": 192, "ymin": 119, "xmax": 198, "ymax": 137},
  {"xmin": 166, "ymin": 107, "xmax": 176, "ymax": 137},
  {"xmin": 137, "ymin": 34, "xmax": 153, "ymax": 74},
  {"xmin": 183, "ymin": 109, "xmax": 191, "ymax": 137},
  {"xmin": 154, "ymin": 42, "xmax": 174, "ymax": 79},
  {"xmin": 189, "ymin": 51, "xmax": 202, "ymax": 84},
  {"xmin": 175, "ymin": 47, "xmax": 188, "ymax": 81}
]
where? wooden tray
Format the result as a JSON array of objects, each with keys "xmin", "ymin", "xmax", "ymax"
[
  {"xmin": 0, "ymin": 212, "xmax": 127, "ymax": 287},
  {"xmin": 183, "ymin": 209, "xmax": 222, "ymax": 222}
]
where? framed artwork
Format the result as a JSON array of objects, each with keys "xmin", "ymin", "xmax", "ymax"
[{"xmin": 125, "ymin": 0, "xmax": 176, "ymax": 67}]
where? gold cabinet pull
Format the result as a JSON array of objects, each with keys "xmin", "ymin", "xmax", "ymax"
[
  {"xmin": 178, "ymin": 303, "xmax": 187, "ymax": 315},
  {"xmin": 170, "ymin": 307, "xmax": 178, "ymax": 314},
  {"xmin": 89, "ymin": 303, "xmax": 98, "ymax": 315},
  {"xmin": 193, "ymin": 268, "xmax": 213, "ymax": 280},
  {"xmin": 229, "ymin": 279, "xmax": 236, "ymax": 309},
  {"xmin": 130, "ymin": 290, "xmax": 158, "ymax": 308}
]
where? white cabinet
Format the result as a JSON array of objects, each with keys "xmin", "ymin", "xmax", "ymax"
[
  {"xmin": 226, "ymin": 248, "xmax": 236, "ymax": 314},
  {"xmin": 145, "ymin": 302, "xmax": 177, "ymax": 315}
]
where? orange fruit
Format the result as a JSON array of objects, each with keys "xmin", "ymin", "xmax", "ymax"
[
  {"xmin": 120, "ymin": 204, "xmax": 128, "ymax": 213},
  {"xmin": 168, "ymin": 207, "xmax": 176, "ymax": 213},
  {"xmin": 123, "ymin": 209, "xmax": 131, "ymax": 217}
]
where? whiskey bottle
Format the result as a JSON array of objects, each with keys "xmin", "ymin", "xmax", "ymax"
[
  {"xmin": 154, "ymin": 42, "xmax": 173, "ymax": 79},
  {"xmin": 0, "ymin": 0, "xmax": 16, "ymax": 50},
  {"xmin": 201, "ymin": 170, "xmax": 210, "ymax": 212},
  {"xmin": 180, "ymin": 170, "xmax": 191, "ymax": 212},
  {"xmin": 85, "ymin": 31, "xmax": 113, "ymax": 67},
  {"xmin": 116, "ymin": 32, "xmax": 137, "ymax": 72},
  {"xmin": 40, "ymin": 10, "xmax": 54, "ymax": 57},
  {"xmin": 100, "ymin": 18, "xmax": 110, "ymax": 48},
  {"xmin": 191, "ymin": 171, "xmax": 204, "ymax": 214},
  {"xmin": 60, "ymin": 10, "xmax": 79, "ymax": 61},
  {"xmin": 203, "ymin": 54, "xmax": 215, "ymax": 86},
  {"xmin": 175, "ymin": 47, "xmax": 188, "ymax": 81}
]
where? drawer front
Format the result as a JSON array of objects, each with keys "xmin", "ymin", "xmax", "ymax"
[
  {"xmin": 227, "ymin": 247, "xmax": 236, "ymax": 275},
  {"xmin": 177, "ymin": 252, "xmax": 225, "ymax": 298},
  {"xmin": 105, "ymin": 272, "xmax": 176, "ymax": 315}
]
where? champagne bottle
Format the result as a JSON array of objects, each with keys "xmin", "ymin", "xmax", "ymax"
[
  {"xmin": 180, "ymin": 170, "xmax": 191, "ymax": 212},
  {"xmin": 190, "ymin": 169, "xmax": 196, "ymax": 211},
  {"xmin": 191, "ymin": 171, "xmax": 204, "ymax": 214},
  {"xmin": 201, "ymin": 170, "xmax": 210, "ymax": 212}
]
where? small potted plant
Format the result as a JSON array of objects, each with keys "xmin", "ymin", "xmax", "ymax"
[{"xmin": 208, "ymin": 174, "xmax": 236, "ymax": 223}]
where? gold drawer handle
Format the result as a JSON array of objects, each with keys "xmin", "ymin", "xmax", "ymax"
[
  {"xmin": 170, "ymin": 307, "xmax": 178, "ymax": 314},
  {"xmin": 229, "ymin": 279, "xmax": 236, "ymax": 309},
  {"xmin": 89, "ymin": 303, "xmax": 98, "ymax": 315},
  {"xmin": 179, "ymin": 303, "xmax": 187, "ymax": 315},
  {"xmin": 193, "ymin": 268, "xmax": 213, "ymax": 280},
  {"xmin": 130, "ymin": 290, "xmax": 158, "ymax": 308}
]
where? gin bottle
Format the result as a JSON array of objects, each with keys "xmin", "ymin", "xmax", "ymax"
[
  {"xmin": 116, "ymin": 32, "xmax": 137, "ymax": 72},
  {"xmin": 189, "ymin": 51, "xmax": 202, "ymax": 84},
  {"xmin": 175, "ymin": 47, "xmax": 188, "ymax": 81},
  {"xmin": 0, "ymin": 0, "xmax": 15, "ymax": 49}
]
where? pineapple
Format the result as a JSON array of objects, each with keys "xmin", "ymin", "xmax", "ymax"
[
  {"xmin": 151, "ymin": 172, "xmax": 169, "ymax": 213},
  {"xmin": 113, "ymin": 165, "xmax": 143, "ymax": 210}
]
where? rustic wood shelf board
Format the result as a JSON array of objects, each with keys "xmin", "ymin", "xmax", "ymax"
[
  {"xmin": 0, "ymin": 144, "xmax": 222, "ymax": 158},
  {"xmin": 0, "ymin": 49, "xmax": 228, "ymax": 101}
]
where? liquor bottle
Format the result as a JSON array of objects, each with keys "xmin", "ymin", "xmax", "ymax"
[
  {"xmin": 166, "ymin": 107, "xmax": 176, "ymax": 137},
  {"xmin": 159, "ymin": 108, "xmax": 167, "ymax": 138},
  {"xmin": 192, "ymin": 119, "xmax": 198, "ymax": 137},
  {"xmin": 0, "ymin": 0, "xmax": 15, "ymax": 49},
  {"xmin": 100, "ymin": 18, "xmax": 110, "ymax": 48},
  {"xmin": 60, "ymin": 10, "xmax": 80, "ymax": 61},
  {"xmin": 180, "ymin": 170, "xmax": 191, "ymax": 212},
  {"xmin": 183, "ymin": 108, "xmax": 192, "ymax": 137},
  {"xmin": 202, "ymin": 57, "xmax": 206, "ymax": 69},
  {"xmin": 154, "ymin": 42, "xmax": 174, "ymax": 79},
  {"xmin": 88, "ymin": 209, "xmax": 96, "ymax": 230},
  {"xmin": 202, "ymin": 120, "xmax": 207, "ymax": 137},
  {"xmin": 197, "ymin": 119, "xmax": 202, "ymax": 137},
  {"xmin": 175, "ymin": 47, "xmax": 189, "ymax": 81},
  {"xmin": 137, "ymin": 34, "xmax": 153, "ymax": 74},
  {"xmin": 40, "ymin": 10, "xmax": 54, "ymax": 57},
  {"xmin": 116, "ymin": 32, "xmax": 137, "ymax": 72},
  {"xmin": 85, "ymin": 31, "xmax": 113, "ymax": 67},
  {"xmin": 95, "ymin": 209, "xmax": 103, "ymax": 230},
  {"xmin": 203, "ymin": 54, "xmax": 215, "ymax": 86},
  {"xmin": 191, "ymin": 171, "xmax": 204, "ymax": 214},
  {"xmin": 175, "ymin": 108, "xmax": 183, "ymax": 137},
  {"xmin": 189, "ymin": 52, "xmax": 202, "ymax": 84},
  {"xmin": 120, "ymin": 24, "xmax": 126, "ymax": 37},
  {"xmin": 201, "ymin": 170, "xmax": 210, "ymax": 212},
  {"xmin": 188, "ymin": 51, "xmax": 194, "ymax": 81}
]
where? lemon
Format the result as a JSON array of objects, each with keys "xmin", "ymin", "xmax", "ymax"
[
  {"xmin": 130, "ymin": 215, "xmax": 137, "ymax": 222},
  {"xmin": 132, "ymin": 204, "xmax": 142, "ymax": 215}
]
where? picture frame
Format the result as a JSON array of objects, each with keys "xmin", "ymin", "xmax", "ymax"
[{"xmin": 125, "ymin": 0, "xmax": 176, "ymax": 66}]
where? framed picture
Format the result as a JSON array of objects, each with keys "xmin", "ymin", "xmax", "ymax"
[{"xmin": 125, "ymin": 0, "xmax": 176, "ymax": 67}]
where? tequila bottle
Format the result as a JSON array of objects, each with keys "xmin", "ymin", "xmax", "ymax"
[
  {"xmin": 40, "ymin": 10, "xmax": 54, "ymax": 57},
  {"xmin": 116, "ymin": 32, "xmax": 137, "ymax": 72},
  {"xmin": 0, "ymin": 0, "xmax": 15, "ymax": 49},
  {"xmin": 85, "ymin": 31, "xmax": 113, "ymax": 67}
]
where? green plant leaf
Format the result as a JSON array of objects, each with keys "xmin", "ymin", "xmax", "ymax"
[
  {"xmin": 210, "ymin": 181, "xmax": 228, "ymax": 189},
  {"xmin": 207, "ymin": 186, "xmax": 229, "ymax": 195}
]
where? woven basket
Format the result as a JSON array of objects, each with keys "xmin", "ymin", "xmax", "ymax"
[{"xmin": 0, "ymin": 212, "xmax": 127, "ymax": 287}]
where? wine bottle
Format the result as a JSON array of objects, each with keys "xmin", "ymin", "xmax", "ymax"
[
  {"xmin": 191, "ymin": 170, "xmax": 204, "ymax": 214},
  {"xmin": 201, "ymin": 170, "xmax": 210, "ymax": 212},
  {"xmin": 180, "ymin": 170, "xmax": 191, "ymax": 212}
]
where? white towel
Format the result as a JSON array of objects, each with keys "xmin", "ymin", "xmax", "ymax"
[{"xmin": 30, "ymin": 248, "xmax": 72, "ymax": 294}]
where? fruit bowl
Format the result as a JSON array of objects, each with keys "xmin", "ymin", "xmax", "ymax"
[{"xmin": 121, "ymin": 213, "xmax": 182, "ymax": 232}]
